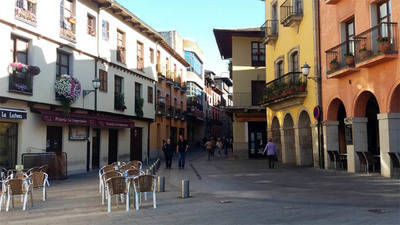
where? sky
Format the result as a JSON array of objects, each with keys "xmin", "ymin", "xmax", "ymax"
[{"xmin": 116, "ymin": 0, "xmax": 265, "ymax": 77}]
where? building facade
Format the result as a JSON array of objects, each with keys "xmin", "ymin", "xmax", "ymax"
[
  {"xmin": 0, "ymin": 0, "xmax": 184, "ymax": 175},
  {"xmin": 320, "ymin": 0, "xmax": 400, "ymax": 177},
  {"xmin": 183, "ymin": 39, "xmax": 207, "ymax": 146},
  {"xmin": 149, "ymin": 30, "xmax": 188, "ymax": 156},
  {"xmin": 262, "ymin": 0, "xmax": 320, "ymax": 167},
  {"xmin": 214, "ymin": 28, "xmax": 266, "ymax": 159}
]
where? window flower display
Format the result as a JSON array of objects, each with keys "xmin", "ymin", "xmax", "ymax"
[
  {"xmin": 55, "ymin": 74, "xmax": 81, "ymax": 114},
  {"xmin": 8, "ymin": 62, "xmax": 40, "ymax": 94}
]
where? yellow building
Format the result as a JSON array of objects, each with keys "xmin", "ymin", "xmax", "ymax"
[
  {"xmin": 263, "ymin": 0, "xmax": 320, "ymax": 167},
  {"xmin": 214, "ymin": 28, "xmax": 266, "ymax": 159}
]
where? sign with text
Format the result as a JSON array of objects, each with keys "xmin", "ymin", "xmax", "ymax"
[{"xmin": 0, "ymin": 107, "xmax": 27, "ymax": 119}]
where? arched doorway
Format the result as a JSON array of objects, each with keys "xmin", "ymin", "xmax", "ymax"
[
  {"xmin": 298, "ymin": 111, "xmax": 313, "ymax": 166},
  {"xmin": 271, "ymin": 117, "xmax": 282, "ymax": 162},
  {"xmin": 283, "ymin": 114, "xmax": 296, "ymax": 164},
  {"xmin": 366, "ymin": 96, "xmax": 380, "ymax": 155},
  {"xmin": 337, "ymin": 102, "xmax": 347, "ymax": 154},
  {"xmin": 389, "ymin": 84, "xmax": 400, "ymax": 113}
]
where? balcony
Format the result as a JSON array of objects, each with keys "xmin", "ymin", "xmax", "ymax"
[
  {"xmin": 156, "ymin": 102, "xmax": 166, "ymax": 116},
  {"xmin": 15, "ymin": 4, "xmax": 37, "ymax": 26},
  {"xmin": 280, "ymin": 0, "xmax": 303, "ymax": 27},
  {"xmin": 355, "ymin": 22, "xmax": 398, "ymax": 68},
  {"xmin": 326, "ymin": 40, "xmax": 360, "ymax": 78},
  {"xmin": 262, "ymin": 20, "xmax": 278, "ymax": 45},
  {"xmin": 174, "ymin": 108, "xmax": 181, "ymax": 120},
  {"xmin": 262, "ymin": 72, "xmax": 307, "ymax": 111}
]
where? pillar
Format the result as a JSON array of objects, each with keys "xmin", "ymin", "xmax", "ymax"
[
  {"xmin": 345, "ymin": 117, "xmax": 368, "ymax": 173},
  {"xmin": 294, "ymin": 126, "xmax": 301, "ymax": 166},
  {"xmin": 280, "ymin": 127, "xmax": 287, "ymax": 163},
  {"xmin": 377, "ymin": 113, "xmax": 400, "ymax": 177},
  {"xmin": 311, "ymin": 123, "xmax": 320, "ymax": 168},
  {"xmin": 322, "ymin": 121, "xmax": 339, "ymax": 169}
]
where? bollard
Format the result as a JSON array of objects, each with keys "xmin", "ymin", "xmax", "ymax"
[
  {"xmin": 157, "ymin": 176, "xmax": 165, "ymax": 192},
  {"xmin": 181, "ymin": 180, "xmax": 190, "ymax": 198}
]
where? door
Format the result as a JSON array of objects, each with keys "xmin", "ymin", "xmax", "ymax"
[
  {"xmin": 92, "ymin": 129, "xmax": 100, "ymax": 169},
  {"xmin": 248, "ymin": 122, "xmax": 267, "ymax": 158},
  {"xmin": 46, "ymin": 126, "xmax": 62, "ymax": 152},
  {"xmin": 130, "ymin": 127, "xmax": 142, "ymax": 161},
  {"xmin": 108, "ymin": 129, "xmax": 118, "ymax": 164},
  {"xmin": 171, "ymin": 127, "xmax": 177, "ymax": 144},
  {"xmin": 0, "ymin": 123, "xmax": 18, "ymax": 169}
]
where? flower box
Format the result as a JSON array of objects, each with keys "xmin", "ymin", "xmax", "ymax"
[{"xmin": 378, "ymin": 41, "xmax": 391, "ymax": 53}]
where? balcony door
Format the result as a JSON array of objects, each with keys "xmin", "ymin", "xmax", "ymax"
[{"xmin": 345, "ymin": 18, "xmax": 355, "ymax": 55}]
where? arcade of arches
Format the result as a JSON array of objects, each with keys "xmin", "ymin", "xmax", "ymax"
[
  {"xmin": 324, "ymin": 85, "xmax": 400, "ymax": 178},
  {"xmin": 269, "ymin": 111, "xmax": 316, "ymax": 167}
]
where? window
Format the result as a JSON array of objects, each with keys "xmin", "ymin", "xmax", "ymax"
[
  {"xmin": 148, "ymin": 86, "xmax": 153, "ymax": 104},
  {"xmin": 166, "ymin": 57, "xmax": 170, "ymax": 78},
  {"xmin": 137, "ymin": 41, "xmax": 144, "ymax": 70},
  {"xmin": 56, "ymin": 51, "xmax": 70, "ymax": 76},
  {"xmin": 15, "ymin": 0, "xmax": 37, "ymax": 25},
  {"xmin": 345, "ymin": 18, "xmax": 355, "ymax": 55},
  {"xmin": 87, "ymin": 14, "xmax": 96, "ymax": 36},
  {"xmin": 156, "ymin": 50, "xmax": 161, "ymax": 73},
  {"xmin": 9, "ymin": 36, "xmax": 32, "ymax": 94},
  {"xmin": 184, "ymin": 51, "xmax": 203, "ymax": 76},
  {"xmin": 290, "ymin": 51, "xmax": 299, "ymax": 72},
  {"xmin": 378, "ymin": 0, "xmax": 391, "ymax": 24},
  {"xmin": 275, "ymin": 60, "xmax": 284, "ymax": 78},
  {"xmin": 150, "ymin": 48, "xmax": 154, "ymax": 64},
  {"xmin": 117, "ymin": 30, "xmax": 126, "ymax": 63},
  {"xmin": 251, "ymin": 42, "xmax": 265, "ymax": 67},
  {"xmin": 114, "ymin": 75, "xmax": 125, "ymax": 110},
  {"xmin": 102, "ymin": 20, "xmax": 109, "ymax": 40},
  {"xmin": 135, "ymin": 83, "xmax": 142, "ymax": 99},
  {"xmin": 60, "ymin": 0, "xmax": 75, "ymax": 41},
  {"xmin": 99, "ymin": 69, "xmax": 107, "ymax": 92}
]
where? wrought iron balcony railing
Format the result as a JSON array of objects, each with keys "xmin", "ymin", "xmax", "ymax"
[
  {"xmin": 280, "ymin": 0, "xmax": 303, "ymax": 27},
  {"xmin": 263, "ymin": 72, "xmax": 307, "ymax": 104},
  {"xmin": 325, "ymin": 40, "xmax": 356, "ymax": 74},
  {"xmin": 261, "ymin": 20, "xmax": 279, "ymax": 44}
]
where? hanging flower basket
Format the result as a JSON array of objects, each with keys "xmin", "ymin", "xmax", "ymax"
[
  {"xmin": 55, "ymin": 74, "xmax": 81, "ymax": 114},
  {"xmin": 67, "ymin": 17, "xmax": 76, "ymax": 24}
]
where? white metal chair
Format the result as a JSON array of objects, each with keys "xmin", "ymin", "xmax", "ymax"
[
  {"xmin": 105, "ymin": 176, "xmax": 130, "ymax": 213},
  {"xmin": 101, "ymin": 171, "xmax": 122, "ymax": 205},
  {"xmin": 98, "ymin": 165, "xmax": 116, "ymax": 193},
  {"xmin": 29, "ymin": 172, "xmax": 48, "ymax": 201},
  {"xmin": 133, "ymin": 175, "xmax": 157, "ymax": 210},
  {"xmin": 4, "ymin": 178, "xmax": 32, "ymax": 211}
]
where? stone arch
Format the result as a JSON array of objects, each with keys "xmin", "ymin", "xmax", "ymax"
[
  {"xmin": 271, "ymin": 116, "xmax": 282, "ymax": 162},
  {"xmin": 389, "ymin": 84, "xmax": 400, "ymax": 113},
  {"xmin": 283, "ymin": 113, "xmax": 296, "ymax": 164},
  {"xmin": 298, "ymin": 110, "xmax": 313, "ymax": 166},
  {"xmin": 327, "ymin": 98, "xmax": 346, "ymax": 121},
  {"xmin": 354, "ymin": 91, "xmax": 381, "ymax": 117}
]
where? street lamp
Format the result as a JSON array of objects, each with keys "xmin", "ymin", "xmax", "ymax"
[
  {"xmin": 301, "ymin": 62, "xmax": 320, "ymax": 82},
  {"xmin": 83, "ymin": 78, "xmax": 101, "ymax": 111},
  {"xmin": 83, "ymin": 78, "xmax": 101, "ymax": 97}
]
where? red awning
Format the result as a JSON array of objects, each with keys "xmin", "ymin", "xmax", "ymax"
[{"xmin": 38, "ymin": 109, "xmax": 134, "ymax": 129}]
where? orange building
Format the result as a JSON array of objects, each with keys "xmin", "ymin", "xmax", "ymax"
[{"xmin": 320, "ymin": 0, "xmax": 399, "ymax": 177}]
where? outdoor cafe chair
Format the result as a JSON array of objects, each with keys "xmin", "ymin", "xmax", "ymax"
[
  {"xmin": 105, "ymin": 176, "xmax": 130, "ymax": 213},
  {"xmin": 356, "ymin": 151, "xmax": 368, "ymax": 173},
  {"xmin": 127, "ymin": 161, "xmax": 142, "ymax": 170},
  {"xmin": 364, "ymin": 152, "xmax": 380, "ymax": 173},
  {"xmin": 27, "ymin": 167, "xmax": 40, "ymax": 175},
  {"xmin": 327, "ymin": 151, "xmax": 336, "ymax": 169},
  {"xmin": 101, "ymin": 171, "xmax": 122, "ymax": 205},
  {"xmin": 388, "ymin": 152, "xmax": 400, "ymax": 178},
  {"xmin": 4, "ymin": 178, "xmax": 32, "ymax": 211},
  {"xmin": 98, "ymin": 165, "xmax": 116, "ymax": 193},
  {"xmin": 133, "ymin": 175, "xmax": 157, "ymax": 210},
  {"xmin": 29, "ymin": 172, "xmax": 48, "ymax": 201},
  {"xmin": 0, "ymin": 181, "xmax": 5, "ymax": 212}
]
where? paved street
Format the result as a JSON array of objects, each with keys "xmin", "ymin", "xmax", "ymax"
[{"xmin": 1, "ymin": 150, "xmax": 399, "ymax": 225}]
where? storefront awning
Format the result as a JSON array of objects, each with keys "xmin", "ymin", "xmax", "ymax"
[{"xmin": 38, "ymin": 109, "xmax": 134, "ymax": 129}]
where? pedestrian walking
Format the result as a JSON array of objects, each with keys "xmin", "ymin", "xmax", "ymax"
[
  {"xmin": 162, "ymin": 139, "xmax": 168, "ymax": 168},
  {"xmin": 223, "ymin": 136, "xmax": 229, "ymax": 157},
  {"xmin": 263, "ymin": 138, "xmax": 277, "ymax": 169},
  {"xmin": 205, "ymin": 138, "xmax": 214, "ymax": 161},
  {"xmin": 165, "ymin": 139, "xmax": 175, "ymax": 169},
  {"xmin": 176, "ymin": 135, "xmax": 189, "ymax": 169},
  {"xmin": 216, "ymin": 138, "xmax": 223, "ymax": 158}
]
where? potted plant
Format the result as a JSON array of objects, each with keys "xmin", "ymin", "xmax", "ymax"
[
  {"xmin": 135, "ymin": 97, "xmax": 144, "ymax": 117},
  {"xmin": 329, "ymin": 58, "xmax": 339, "ymax": 71},
  {"xmin": 377, "ymin": 34, "xmax": 391, "ymax": 53},
  {"xmin": 55, "ymin": 74, "xmax": 81, "ymax": 114},
  {"xmin": 344, "ymin": 53, "xmax": 355, "ymax": 66},
  {"xmin": 358, "ymin": 43, "xmax": 371, "ymax": 59},
  {"xmin": 296, "ymin": 80, "xmax": 306, "ymax": 92},
  {"xmin": 114, "ymin": 92, "xmax": 127, "ymax": 111}
]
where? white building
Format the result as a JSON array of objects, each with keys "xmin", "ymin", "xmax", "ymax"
[{"xmin": 0, "ymin": 0, "xmax": 187, "ymax": 175}]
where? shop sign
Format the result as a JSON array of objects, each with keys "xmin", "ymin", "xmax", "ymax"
[{"xmin": 0, "ymin": 107, "xmax": 27, "ymax": 119}]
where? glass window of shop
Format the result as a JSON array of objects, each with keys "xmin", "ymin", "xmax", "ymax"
[{"xmin": 0, "ymin": 123, "xmax": 18, "ymax": 169}]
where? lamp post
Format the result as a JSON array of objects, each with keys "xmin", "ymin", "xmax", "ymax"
[
  {"xmin": 301, "ymin": 62, "xmax": 324, "ymax": 169},
  {"xmin": 83, "ymin": 78, "xmax": 101, "ymax": 111}
]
